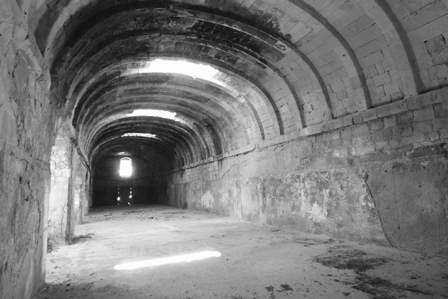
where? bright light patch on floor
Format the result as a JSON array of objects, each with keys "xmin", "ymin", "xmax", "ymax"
[
  {"xmin": 125, "ymin": 58, "xmax": 219, "ymax": 81},
  {"xmin": 118, "ymin": 157, "xmax": 133, "ymax": 178},
  {"xmin": 127, "ymin": 109, "xmax": 186, "ymax": 124},
  {"xmin": 121, "ymin": 132, "xmax": 158, "ymax": 139},
  {"xmin": 114, "ymin": 250, "xmax": 222, "ymax": 271}
]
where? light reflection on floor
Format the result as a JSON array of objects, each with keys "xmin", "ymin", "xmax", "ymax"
[{"xmin": 114, "ymin": 250, "xmax": 222, "ymax": 271}]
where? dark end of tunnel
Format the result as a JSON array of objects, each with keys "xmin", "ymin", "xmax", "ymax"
[{"xmin": 91, "ymin": 138, "xmax": 172, "ymax": 207}]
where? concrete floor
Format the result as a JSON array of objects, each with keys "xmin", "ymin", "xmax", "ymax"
[{"xmin": 36, "ymin": 206, "xmax": 448, "ymax": 299}]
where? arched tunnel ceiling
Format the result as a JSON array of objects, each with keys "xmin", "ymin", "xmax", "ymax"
[{"xmin": 29, "ymin": 0, "xmax": 431, "ymax": 167}]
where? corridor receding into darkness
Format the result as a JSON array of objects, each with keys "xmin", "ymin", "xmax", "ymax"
[{"xmin": 0, "ymin": 1, "xmax": 448, "ymax": 298}]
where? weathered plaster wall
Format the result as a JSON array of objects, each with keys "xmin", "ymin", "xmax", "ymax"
[
  {"xmin": 47, "ymin": 127, "xmax": 72, "ymax": 247},
  {"xmin": 71, "ymin": 150, "xmax": 90, "ymax": 225},
  {"xmin": 0, "ymin": 1, "xmax": 55, "ymax": 298},
  {"xmin": 48, "ymin": 126, "xmax": 90, "ymax": 248},
  {"xmin": 168, "ymin": 139, "xmax": 387, "ymax": 245},
  {"xmin": 168, "ymin": 88, "xmax": 448, "ymax": 255}
]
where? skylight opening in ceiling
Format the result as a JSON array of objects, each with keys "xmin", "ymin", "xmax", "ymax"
[
  {"xmin": 124, "ymin": 58, "xmax": 220, "ymax": 81},
  {"xmin": 121, "ymin": 132, "xmax": 159, "ymax": 139},
  {"xmin": 126, "ymin": 109, "xmax": 186, "ymax": 124}
]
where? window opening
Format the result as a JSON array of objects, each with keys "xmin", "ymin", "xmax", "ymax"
[{"xmin": 119, "ymin": 157, "xmax": 133, "ymax": 178}]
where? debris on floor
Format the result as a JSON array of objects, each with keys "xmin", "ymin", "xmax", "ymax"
[{"xmin": 37, "ymin": 206, "xmax": 448, "ymax": 299}]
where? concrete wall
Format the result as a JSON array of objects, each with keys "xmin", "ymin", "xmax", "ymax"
[
  {"xmin": 0, "ymin": 1, "xmax": 55, "ymax": 298},
  {"xmin": 71, "ymin": 150, "xmax": 90, "ymax": 225},
  {"xmin": 48, "ymin": 126, "xmax": 90, "ymax": 248},
  {"xmin": 47, "ymin": 128, "xmax": 72, "ymax": 247},
  {"xmin": 0, "ymin": 2, "xmax": 89, "ymax": 296},
  {"xmin": 168, "ymin": 87, "xmax": 448, "ymax": 255}
]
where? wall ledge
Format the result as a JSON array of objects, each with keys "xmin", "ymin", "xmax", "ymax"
[{"xmin": 171, "ymin": 87, "xmax": 448, "ymax": 172}]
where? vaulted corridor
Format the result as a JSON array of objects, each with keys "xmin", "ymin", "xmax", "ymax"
[{"xmin": 1, "ymin": 1, "xmax": 448, "ymax": 298}]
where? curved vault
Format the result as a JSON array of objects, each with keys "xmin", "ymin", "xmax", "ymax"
[{"xmin": 30, "ymin": 0, "xmax": 424, "ymax": 168}]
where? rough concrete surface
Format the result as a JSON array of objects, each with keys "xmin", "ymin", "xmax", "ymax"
[
  {"xmin": 36, "ymin": 206, "xmax": 448, "ymax": 299},
  {"xmin": 0, "ymin": 1, "xmax": 55, "ymax": 298},
  {"xmin": 168, "ymin": 106, "xmax": 448, "ymax": 254}
]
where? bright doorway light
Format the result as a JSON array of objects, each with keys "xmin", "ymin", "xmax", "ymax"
[
  {"xmin": 114, "ymin": 250, "xmax": 222, "ymax": 271},
  {"xmin": 125, "ymin": 58, "xmax": 220, "ymax": 81},
  {"xmin": 121, "ymin": 132, "xmax": 159, "ymax": 139},
  {"xmin": 118, "ymin": 157, "xmax": 133, "ymax": 178}
]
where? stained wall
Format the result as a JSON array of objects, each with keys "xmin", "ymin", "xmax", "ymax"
[
  {"xmin": 0, "ymin": 1, "xmax": 55, "ymax": 298},
  {"xmin": 168, "ymin": 88, "xmax": 448, "ymax": 254}
]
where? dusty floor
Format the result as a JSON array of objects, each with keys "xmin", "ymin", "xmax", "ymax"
[{"xmin": 36, "ymin": 206, "xmax": 448, "ymax": 299}]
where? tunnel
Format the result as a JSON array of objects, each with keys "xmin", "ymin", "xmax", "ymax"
[{"xmin": 1, "ymin": 0, "xmax": 448, "ymax": 298}]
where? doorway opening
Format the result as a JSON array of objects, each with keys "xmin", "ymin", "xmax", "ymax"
[{"xmin": 91, "ymin": 140, "xmax": 171, "ymax": 208}]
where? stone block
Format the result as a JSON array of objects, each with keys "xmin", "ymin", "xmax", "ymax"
[
  {"xmin": 352, "ymin": 112, "xmax": 364, "ymax": 124},
  {"xmin": 406, "ymin": 95, "xmax": 425, "ymax": 110},
  {"xmin": 433, "ymin": 103, "xmax": 448, "ymax": 118},
  {"xmin": 361, "ymin": 109, "xmax": 378, "ymax": 122},
  {"xmin": 371, "ymin": 130, "xmax": 384, "ymax": 142},
  {"xmin": 395, "ymin": 124, "xmax": 413, "ymax": 138},
  {"xmin": 374, "ymin": 139, "xmax": 389, "ymax": 151},
  {"xmin": 434, "ymin": 118, "xmax": 448, "ymax": 139},
  {"xmin": 439, "ymin": 127, "xmax": 448, "ymax": 139},
  {"xmin": 0, "ymin": 149, "xmax": 3, "ymax": 188},
  {"xmin": 375, "ymin": 100, "xmax": 407, "ymax": 118},
  {"xmin": 381, "ymin": 128, "xmax": 397, "ymax": 141},
  {"xmin": 396, "ymin": 111, "xmax": 414, "ymax": 124},
  {"xmin": 388, "ymin": 137, "xmax": 400, "ymax": 149},
  {"xmin": 368, "ymin": 119, "xmax": 384, "ymax": 131},
  {"xmin": 322, "ymin": 115, "xmax": 352, "ymax": 132},
  {"xmin": 352, "ymin": 135, "xmax": 375, "ymax": 156},
  {"xmin": 413, "ymin": 121, "xmax": 439, "ymax": 143},
  {"xmin": 433, "ymin": 118, "xmax": 448, "ymax": 130},
  {"xmin": 339, "ymin": 127, "xmax": 353, "ymax": 145},
  {"xmin": 353, "ymin": 123, "xmax": 369, "ymax": 136},
  {"xmin": 302, "ymin": 124, "xmax": 324, "ymax": 136},
  {"xmin": 413, "ymin": 106, "xmax": 435, "ymax": 121},
  {"xmin": 383, "ymin": 116, "xmax": 396, "ymax": 128}
]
